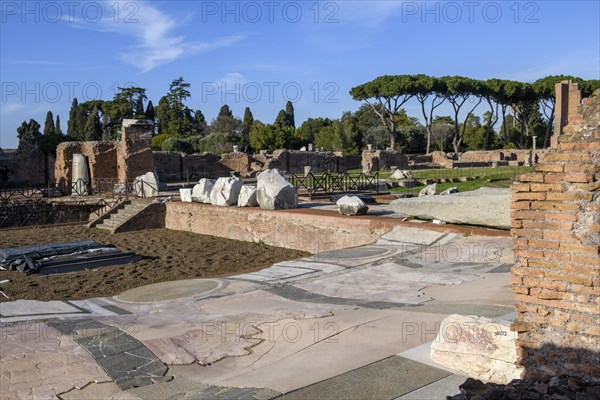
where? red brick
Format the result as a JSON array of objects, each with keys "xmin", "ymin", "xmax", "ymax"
[
  {"xmin": 513, "ymin": 294, "xmax": 574, "ymax": 310},
  {"xmin": 571, "ymin": 254, "xmax": 600, "ymax": 266},
  {"xmin": 522, "ymin": 277, "xmax": 568, "ymax": 291},
  {"xmin": 511, "ymin": 210, "xmax": 545, "ymax": 220},
  {"xmin": 563, "ymin": 164, "xmax": 598, "ymax": 173},
  {"xmin": 518, "ymin": 173, "xmax": 544, "ymax": 182},
  {"xmin": 513, "ymin": 286, "xmax": 529, "ymax": 295},
  {"xmin": 516, "ymin": 248, "xmax": 545, "ymax": 258},
  {"xmin": 545, "ymin": 192, "xmax": 594, "ymax": 201},
  {"xmin": 530, "ymin": 201, "xmax": 580, "ymax": 211},
  {"xmin": 543, "ymin": 231, "xmax": 580, "ymax": 242},
  {"xmin": 530, "ymin": 183, "xmax": 566, "ymax": 192},
  {"xmin": 513, "ymin": 266, "xmax": 545, "ymax": 278},
  {"xmin": 544, "ymin": 173, "xmax": 594, "ymax": 183},
  {"xmin": 544, "ymin": 213, "xmax": 579, "ymax": 222},
  {"xmin": 559, "ymin": 243, "xmax": 599, "ymax": 255},
  {"xmin": 510, "ymin": 201, "xmax": 531, "ymax": 210},
  {"xmin": 570, "ymin": 285, "xmax": 600, "ymax": 295},
  {"xmin": 528, "ymin": 240, "xmax": 560, "ymax": 250},
  {"xmin": 545, "ymin": 272, "xmax": 593, "ymax": 286},
  {"xmin": 543, "ymin": 153, "xmax": 592, "ymax": 163},
  {"xmin": 536, "ymin": 164, "xmax": 564, "ymax": 173},
  {"xmin": 522, "ymin": 221, "xmax": 573, "ymax": 231},
  {"xmin": 544, "ymin": 251, "xmax": 571, "ymax": 263},
  {"xmin": 511, "ymin": 183, "xmax": 531, "ymax": 192},
  {"xmin": 511, "ymin": 192, "xmax": 546, "ymax": 201}
]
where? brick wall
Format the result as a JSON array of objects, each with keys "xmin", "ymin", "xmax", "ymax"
[{"xmin": 510, "ymin": 84, "xmax": 599, "ymax": 381}]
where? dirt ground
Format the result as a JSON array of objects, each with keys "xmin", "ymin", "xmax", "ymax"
[{"xmin": 0, "ymin": 225, "xmax": 307, "ymax": 302}]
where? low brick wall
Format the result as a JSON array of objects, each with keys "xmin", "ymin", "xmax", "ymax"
[
  {"xmin": 114, "ymin": 202, "xmax": 166, "ymax": 233},
  {"xmin": 510, "ymin": 85, "xmax": 599, "ymax": 382},
  {"xmin": 164, "ymin": 202, "xmax": 398, "ymax": 253}
]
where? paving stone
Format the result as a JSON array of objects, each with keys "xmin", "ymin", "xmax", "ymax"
[
  {"xmin": 278, "ymin": 356, "xmax": 450, "ymax": 400},
  {"xmin": 96, "ymin": 346, "xmax": 169, "ymax": 390}
]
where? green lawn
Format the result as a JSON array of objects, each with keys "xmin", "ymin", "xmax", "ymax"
[
  {"xmin": 349, "ymin": 165, "xmax": 533, "ymax": 181},
  {"xmin": 388, "ymin": 177, "xmax": 514, "ymax": 194}
]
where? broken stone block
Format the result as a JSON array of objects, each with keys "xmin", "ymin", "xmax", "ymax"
[
  {"xmin": 391, "ymin": 169, "xmax": 412, "ymax": 180},
  {"xmin": 192, "ymin": 178, "xmax": 215, "ymax": 203},
  {"xmin": 238, "ymin": 185, "xmax": 258, "ymax": 207},
  {"xmin": 134, "ymin": 171, "xmax": 159, "ymax": 197},
  {"xmin": 336, "ymin": 195, "xmax": 369, "ymax": 216},
  {"xmin": 419, "ymin": 183, "xmax": 437, "ymax": 197},
  {"xmin": 390, "ymin": 188, "xmax": 510, "ymax": 229},
  {"xmin": 440, "ymin": 187, "xmax": 459, "ymax": 195},
  {"xmin": 179, "ymin": 189, "xmax": 192, "ymax": 203},
  {"xmin": 431, "ymin": 314, "xmax": 524, "ymax": 384},
  {"xmin": 209, "ymin": 177, "xmax": 244, "ymax": 207},
  {"xmin": 256, "ymin": 169, "xmax": 298, "ymax": 210}
]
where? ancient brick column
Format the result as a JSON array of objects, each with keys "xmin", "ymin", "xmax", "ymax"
[
  {"xmin": 510, "ymin": 85, "xmax": 599, "ymax": 381},
  {"xmin": 117, "ymin": 119, "xmax": 154, "ymax": 182}
]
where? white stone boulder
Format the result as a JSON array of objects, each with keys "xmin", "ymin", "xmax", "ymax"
[
  {"xmin": 391, "ymin": 169, "xmax": 412, "ymax": 180},
  {"xmin": 419, "ymin": 183, "xmax": 437, "ymax": 197},
  {"xmin": 256, "ymin": 169, "xmax": 298, "ymax": 210},
  {"xmin": 391, "ymin": 187, "xmax": 510, "ymax": 229},
  {"xmin": 179, "ymin": 188, "xmax": 192, "ymax": 203},
  {"xmin": 440, "ymin": 187, "xmax": 459, "ymax": 195},
  {"xmin": 336, "ymin": 195, "xmax": 369, "ymax": 216},
  {"xmin": 238, "ymin": 185, "xmax": 258, "ymax": 207},
  {"xmin": 192, "ymin": 178, "xmax": 215, "ymax": 203},
  {"xmin": 431, "ymin": 314, "xmax": 524, "ymax": 384},
  {"xmin": 134, "ymin": 171, "xmax": 160, "ymax": 197},
  {"xmin": 209, "ymin": 177, "xmax": 243, "ymax": 206}
]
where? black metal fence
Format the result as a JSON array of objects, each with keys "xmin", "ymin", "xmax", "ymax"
[
  {"xmin": 0, "ymin": 178, "xmax": 158, "ymax": 200},
  {"xmin": 0, "ymin": 198, "xmax": 121, "ymax": 229},
  {"xmin": 289, "ymin": 172, "xmax": 381, "ymax": 198}
]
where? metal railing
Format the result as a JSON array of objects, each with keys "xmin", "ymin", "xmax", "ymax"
[
  {"xmin": 0, "ymin": 198, "xmax": 121, "ymax": 229},
  {"xmin": 289, "ymin": 172, "xmax": 381, "ymax": 199},
  {"xmin": 0, "ymin": 178, "xmax": 159, "ymax": 200}
]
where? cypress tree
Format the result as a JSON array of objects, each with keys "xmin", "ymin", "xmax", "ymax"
[
  {"xmin": 145, "ymin": 100, "xmax": 155, "ymax": 122},
  {"xmin": 55, "ymin": 115, "xmax": 62, "ymax": 136},
  {"xmin": 67, "ymin": 98, "xmax": 79, "ymax": 138},
  {"xmin": 84, "ymin": 106, "xmax": 103, "ymax": 141},
  {"xmin": 43, "ymin": 111, "xmax": 55, "ymax": 136},
  {"xmin": 285, "ymin": 100, "xmax": 295, "ymax": 128}
]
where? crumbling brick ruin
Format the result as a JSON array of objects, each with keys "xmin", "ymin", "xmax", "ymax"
[
  {"xmin": 55, "ymin": 120, "xmax": 154, "ymax": 188},
  {"xmin": 152, "ymin": 149, "xmax": 355, "ymax": 181},
  {"xmin": 510, "ymin": 82, "xmax": 599, "ymax": 381},
  {"xmin": 0, "ymin": 143, "xmax": 52, "ymax": 185}
]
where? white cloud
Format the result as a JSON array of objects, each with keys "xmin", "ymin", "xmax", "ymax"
[{"xmin": 67, "ymin": 1, "xmax": 245, "ymax": 72}]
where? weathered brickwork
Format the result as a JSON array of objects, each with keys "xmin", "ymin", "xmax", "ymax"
[{"xmin": 510, "ymin": 83, "xmax": 600, "ymax": 381}]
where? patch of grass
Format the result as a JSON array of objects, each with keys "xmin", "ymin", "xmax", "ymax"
[{"xmin": 389, "ymin": 177, "xmax": 514, "ymax": 194}]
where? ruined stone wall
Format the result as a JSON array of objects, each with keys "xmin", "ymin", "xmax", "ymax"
[
  {"xmin": 361, "ymin": 150, "xmax": 409, "ymax": 171},
  {"xmin": 181, "ymin": 153, "xmax": 231, "ymax": 180},
  {"xmin": 510, "ymin": 85, "xmax": 599, "ymax": 381},
  {"xmin": 219, "ymin": 152, "xmax": 259, "ymax": 177},
  {"xmin": 273, "ymin": 150, "xmax": 346, "ymax": 174},
  {"xmin": 0, "ymin": 144, "xmax": 50, "ymax": 185},
  {"xmin": 117, "ymin": 120, "xmax": 154, "ymax": 182},
  {"xmin": 153, "ymin": 152, "xmax": 183, "ymax": 180},
  {"xmin": 54, "ymin": 141, "xmax": 118, "ymax": 187}
]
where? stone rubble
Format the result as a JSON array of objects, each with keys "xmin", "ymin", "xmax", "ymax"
[
  {"xmin": 336, "ymin": 195, "xmax": 369, "ymax": 216},
  {"xmin": 419, "ymin": 183, "xmax": 437, "ymax": 197},
  {"xmin": 237, "ymin": 185, "xmax": 258, "ymax": 207},
  {"xmin": 192, "ymin": 178, "xmax": 215, "ymax": 203},
  {"xmin": 209, "ymin": 177, "xmax": 244, "ymax": 207},
  {"xmin": 431, "ymin": 314, "xmax": 524, "ymax": 384},
  {"xmin": 440, "ymin": 187, "xmax": 459, "ymax": 195},
  {"xmin": 256, "ymin": 169, "xmax": 298, "ymax": 210},
  {"xmin": 179, "ymin": 189, "xmax": 192, "ymax": 203},
  {"xmin": 133, "ymin": 171, "xmax": 160, "ymax": 197},
  {"xmin": 447, "ymin": 375, "xmax": 600, "ymax": 400}
]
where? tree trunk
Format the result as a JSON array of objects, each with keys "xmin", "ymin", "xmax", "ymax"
[
  {"xmin": 543, "ymin": 109, "xmax": 554, "ymax": 148},
  {"xmin": 426, "ymin": 126, "xmax": 432, "ymax": 154}
]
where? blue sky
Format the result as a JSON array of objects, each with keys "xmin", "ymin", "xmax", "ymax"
[{"xmin": 1, "ymin": 0, "xmax": 599, "ymax": 148}]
